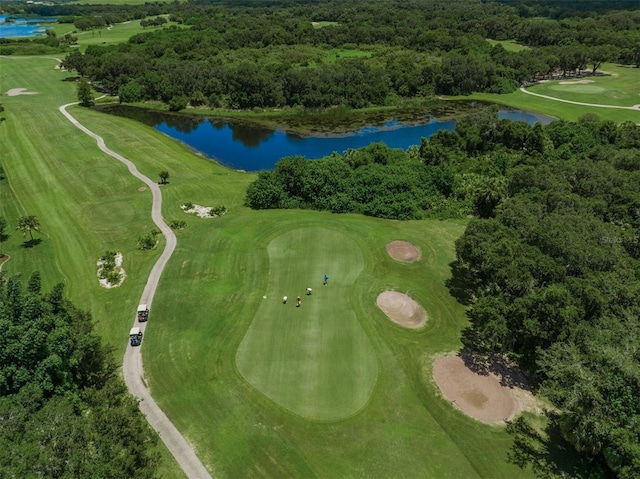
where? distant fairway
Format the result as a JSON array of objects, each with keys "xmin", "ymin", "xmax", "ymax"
[
  {"xmin": 528, "ymin": 66, "xmax": 640, "ymax": 108},
  {"xmin": 237, "ymin": 227, "xmax": 377, "ymax": 420},
  {"xmin": 457, "ymin": 63, "xmax": 640, "ymax": 123}
]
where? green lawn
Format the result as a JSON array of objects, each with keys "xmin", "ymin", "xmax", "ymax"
[
  {"xmin": 54, "ymin": 19, "xmax": 182, "ymax": 52},
  {"xmin": 1, "ymin": 55, "xmax": 598, "ymax": 478},
  {"xmin": 486, "ymin": 39, "xmax": 528, "ymax": 52},
  {"xmin": 312, "ymin": 21, "xmax": 339, "ymax": 29},
  {"xmin": 528, "ymin": 63, "xmax": 640, "ymax": 107},
  {"xmin": 237, "ymin": 227, "xmax": 378, "ymax": 420},
  {"xmin": 454, "ymin": 63, "xmax": 640, "ymax": 123}
]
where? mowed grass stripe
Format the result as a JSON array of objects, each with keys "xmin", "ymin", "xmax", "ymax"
[{"xmin": 237, "ymin": 227, "xmax": 378, "ymax": 420}]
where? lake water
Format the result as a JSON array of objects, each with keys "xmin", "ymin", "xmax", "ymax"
[
  {"xmin": 99, "ymin": 105, "xmax": 553, "ymax": 171},
  {"xmin": 0, "ymin": 15, "xmax": 57, "ymax": 38}
]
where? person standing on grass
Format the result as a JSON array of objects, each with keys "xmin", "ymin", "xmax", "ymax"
[
  {"xmin": 324, "ymin": 274, "xmax": 329, "ymax": 285},
  {"xmin": 296, "ymin": 296, "xmax": 301, "ymax": 307}
]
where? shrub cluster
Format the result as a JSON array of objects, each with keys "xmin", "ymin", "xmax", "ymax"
[
  {"xmin": 97, "ymin": 250, "xmax": 122, "ymax": 285},
  {"xmin": 136, "ymin": 229, "xmax": 161, "ymax": 250}
]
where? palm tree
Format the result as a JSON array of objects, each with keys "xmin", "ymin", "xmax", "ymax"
[
  {"xmin": 16, "ymin": 215, "xmax": 40, "ymax": 244},
  {"xmin": 474, "ymin": 176, "xmax": 507, "ymax": 218}
]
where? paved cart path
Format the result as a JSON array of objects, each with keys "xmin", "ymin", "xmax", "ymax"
[
  {"xmin": 59, "ymin": 102, "xmax": 213, "ymax": 479},
  {"xmin": 520, "ymin": 86, "xmax": 640, "ymax": 110}
]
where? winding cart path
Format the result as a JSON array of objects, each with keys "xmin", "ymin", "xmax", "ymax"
[
  {"xmin": 519, "ymin": 86, "xmax": 640, "ymax": 110},
  {"xmin": 59, "ymin": 102, "xmax": 213, "ymax": 479}
]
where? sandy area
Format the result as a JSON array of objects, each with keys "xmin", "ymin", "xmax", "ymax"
[
  {"xmin": 559, "ymin": 79, "xmax": 595, "ymax": 85},
  {"xmin": 6, "ymin": 88, "xmax": 38, "ymax": 96},
  {"xmin": 433, "ymin": 354, "xmax": 537, "ymax": 424},
  {"xmin": 96, "ymin": 252, "xmax": 126, "ymax": 288},
  {"xmin": 386, "ymin": 240, "xmax": 421, "ymax": 262},
  {"xmin": 376, "ymin": 291, "xmax": 427, "ymax": 328},
  {"xmin": 181, "ymin": 204, "xmax": 226, "ymax": 219}
]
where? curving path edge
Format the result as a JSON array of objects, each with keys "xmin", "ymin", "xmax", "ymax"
[
  {"xmin": 59, "ymin": 102, "xmax": 213, "ymax": 479},
  {"xmin": 519, "ymin": 86, "xmax": 640, "ymax": 110}
]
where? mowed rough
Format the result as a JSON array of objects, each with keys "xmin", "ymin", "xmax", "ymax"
[{"xmin": 236, "ymin": 227, "xmax": 378, "ymax": 420}]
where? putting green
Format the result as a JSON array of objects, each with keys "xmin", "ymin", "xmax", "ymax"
[
  {"xmin": 548, "ymin": 84, "xmax": 605, "ymax": 94},
  {"xmin": 236, "ymin": 227, "xmax": 378, "ymax": 420}
]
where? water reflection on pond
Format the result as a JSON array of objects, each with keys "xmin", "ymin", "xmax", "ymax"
[{"xmin": 97, "ymin": 104, "xmax": 553, "ymax": 171}]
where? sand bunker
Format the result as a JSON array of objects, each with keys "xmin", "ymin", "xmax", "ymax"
[
  {"xmin": 386, "ymin": 240, "xmax": 421, "ymax": 263},
  {"xmin": 181, "ymin": 203, "xmax": 227, "ymax": 219},
  {"xmin": 6, "ymin": 88, "xmax": 38, "ymax": 96},
  {"xmin": 376, "ymin": 291, "xmax": 427, "ymax": 328},
  {"xmin": 559, "ymin": 79, "xmax": 594, "ymax": 85},
  {"xmin": 96, "ymin": 252, "xmax": 126, "ymax": 289},
  {"xmin": 433, "ymin": 354, "xmax": 536, "ymax": 424}
]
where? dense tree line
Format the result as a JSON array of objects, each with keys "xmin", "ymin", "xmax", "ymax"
[
  {"xmin": 0, "ymin": 273, "xmax": 159, "ymax": 478},
  {"xmin": 50, "ymin": 0, "xmax": 640, "ymax": 108},
  {"xmin": 452, "ymin": 117, "xmax": 640, "ymax": 477},
  {"xmin": 246, "ymin": 109, "xmax": 541, "ymax": 219}
]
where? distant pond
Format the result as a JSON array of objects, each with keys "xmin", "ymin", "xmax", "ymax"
[
  {"xmin": 0, "ymin": 15, "xmax": 57, "ymax": 38},
  {"xmin": 98, "ymin": 104, "xmax": 554, "ymax": 172}
]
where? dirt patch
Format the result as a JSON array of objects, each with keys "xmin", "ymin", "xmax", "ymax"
[
  {"xmin": 376, "ymin": 291, "xmax": 427, "ymax": 328},
  {"xmin": 138, "ymin": 186, "xmax": 147, "ymax": 191},
  {"xmin": 386, "ymin": 240, "xmax": 421, "ymax": 263},
  {"xmin": 433, "ymin": 353, "xmax": 537, "ymax": 424},
  {"xmin": 6, "ymin": 88, "xmax": 38, "ymax": 96}
]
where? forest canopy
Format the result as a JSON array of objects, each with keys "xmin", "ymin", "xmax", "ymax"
[
  {"xmin": 38, "ymin": 0, "xmax": 640, "ymax": 109},
  {"xmin": 0, "ymin": 273, "xmax": 159, "ymax": 478}
]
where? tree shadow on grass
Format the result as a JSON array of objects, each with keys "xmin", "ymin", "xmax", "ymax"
[
  {"xmin": 507, "ymin": 414, "xmax": 611, "ymax": 479},
  {"xmin": 457, "ymin": 346, "xmax": 537, "ymax": 392},
  {"xmin": 21, "ymin": 238, "xmax": 42, "ymax": 248},
  {"xmin": 445, "ymin": 260, "xmax": 475, "ymax": 306}
]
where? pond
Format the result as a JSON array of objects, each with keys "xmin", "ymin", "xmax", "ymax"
[
  {"xmin": 98, "ymin": 104, "xmax": 554, "ymax": 172},
  {"xmin": 0, "ymin": 15, "xmax": 57, "ymax": 38}
]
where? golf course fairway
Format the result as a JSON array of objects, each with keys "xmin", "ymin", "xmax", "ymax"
[
  {"xmin": 237, "ymin": 227, "xmax": 377, "ymax": 420},
  {"xmin": 4, "ymin": 54, "xmax": 587, "ymax": 478}
]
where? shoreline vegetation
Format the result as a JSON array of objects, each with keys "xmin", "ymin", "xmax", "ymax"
[{"xmin": 94, "ymin": 99, "xmax": 512, "ymax": 137}]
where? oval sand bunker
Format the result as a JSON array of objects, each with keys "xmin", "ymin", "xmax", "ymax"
[
  {"xmin": 433, "ymin": 355, "xmax": 516, "ymax": 424},
  {"xmin": 386, "ymin": 240, "xmax": 421, "ymax": 262},
  {"xmin": 376, "ymin": 291, "xmax": 427, "ymax": 329}
]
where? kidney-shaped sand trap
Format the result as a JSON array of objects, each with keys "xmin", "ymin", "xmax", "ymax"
[
  {"xmin": 6, "ymin": 88, "xmax": 38, "ymax": 97},
  {"xmin": 376, "ymin": 291, "xmax": 427, "ymax": 329},
  {"xmin": 433, "ymin": 355, "xmax": 517, "ymax": 424},
  {"xmin": 386, "ymin": 241, "xmax": 421, "ymax": 263}
]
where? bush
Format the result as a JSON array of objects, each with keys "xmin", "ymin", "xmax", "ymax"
[
  {"xmin": 137, "ymin": 230, "xmax": 161, "ymax": 250},
  {"xmin": 183, "ymin": 201, "xmax": 194, "ymax": 210},
  {"xmin": 97, "ymin": 251, "xmax": 123, "ymax": 286},
  {"xmin": 169, "ymin": 220, "xmax": 187, "ymax": 230},
  {"xmin": 209, "ymin": 205, "xmax": 227, "ymax": 217},
  {"xmin": 168, "ymin": 95, "xmax": 188, "ymax": 112}
]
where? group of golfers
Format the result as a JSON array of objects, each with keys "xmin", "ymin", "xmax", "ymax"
[{"xmin": 282, "ymin": 275, "xmax": 329, "ymax": 307}]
